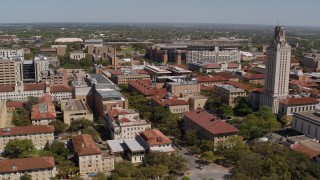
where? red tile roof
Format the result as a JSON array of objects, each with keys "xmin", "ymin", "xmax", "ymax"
[
  {"xmin": 37, "ymin": 94, "xmax": 52, "ymax": 104},
  {"xmin": 202, "ymin": 63, "xmax": 220, "ymax": 69},
  {"xmin": 50, "ymin": 85, "xmax": 72, "ymax": 93},
  {"xmin": 72, "ymin": 134, "xmax": 101, "ymax": 156},
  {"xmin": 107, "ymin": 108, "xmax": 133, "ymax": 121},
  {"xmin": 31, "ymin": 102, "xmax": 57, "ymax": 120},
  {"xmin": 216, "ymin": 72, "xmax": 239, "ymax": 79},
  {"xmin": 200, "ymin": 85, "xmax": 215, "ymax": 91},
  {"xmin": 0, "ymin": 157, "xmax": 55, "ymax": 173},
  {"xmin": 291, "ymin": 142, "xmax": 320, "ymax": 159},
  {"xmin": 140, "ymin": 129, "xmax": 172, "ymax": 146},
  {"xmin": 243, "ymin": 73, "xmax": 265, "ymax": 80},
  {"xmin": 196, "ymin": 75, "xmax": 229, "ymax": 83},
  {"xmin": 0, "ymin": 85, "xmax": 15, "ymax": 92},
  {"xmin": 279, "ymin": 97, "xmax": 319, "ymax": 106},
  {"xmin": 0, "ymin": 125, "xmax": 55, "ymax": 136},
  {"xmin": 129, "ymin": 79, "xmax": 167, "ymax": 97},
  {"xmin": 182, "ymin": 109, "xmax": 239, "ymax": 135},
  {"xmin": 227, "ymin": 63, "xmax": 239, "ymax": 68},
  {"xmin": 226, "ymin": 81, "xmax": 255, "ymax": 91},
  {"xmin": 24, "ymin": 83, "xmax": 46, "ymax": 91},
  {"xmin": 151, "ymin": 95, "xmax": 189, "ymax": 106},
  {"xmin": 289, "ymin": 80, "xmax": 318, "ymax": 88},
  {"xmin": 6, "ymin": 101, "xmax": 25, "ymax": 108}
]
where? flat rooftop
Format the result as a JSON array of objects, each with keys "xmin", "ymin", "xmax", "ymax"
[
  {"xmin": 107, "ymin": 139, "xmax": 126, "ymax": 153},
  {"xmin": 124, "ymin": 138, "xmax": 147, "ymax": 152},
  {"xmin": 215, "ymin": 84, "xmax": 246, "ymax": 93},
  {"xmin": 61, "ymin": 99, "xmax": 87, "ymax": 111},
  {"xmin": 294, "ymin": 110, "xmax": 320, "ymax": 122}
]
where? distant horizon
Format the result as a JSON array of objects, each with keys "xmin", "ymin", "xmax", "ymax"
[
  {"xmin": 1, "ymin": 0, "xmax": 320, "ymax": 27},
  {"xmin": 0, "ymin": 21, "xmax": 320, "ymax": 29}
]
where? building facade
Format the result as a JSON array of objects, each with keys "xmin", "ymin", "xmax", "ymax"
[
  {"xmin": 0, "ymin": 125, "xmax": 55, "ymax": 152},
  {"xmin": 215, "ymin": 84, "xmax": 246, "ymax": 107},
  {"xmin": 292, "ymin": 110, "xmax": 320, "ymax": 140},
  {"xmin": 104, "ymin": 107, "xmax": 152, "ymax": 140},
  {"xmin": 61, "ymin": 99, "xmax": 93, "ymax": 125},
  {"xmin": 72, "ymin": 134, "xmax": 114, "ymax": 177},
  {"xmin": 278, "ymin": 97, "xmax": 319, "ymax": 117},
  {"xmin": 0, "ymin": 157, "xmax": 56, "ymax": 180},
  {"xmin": 261, "ymin": 26, "xmax": 291, "ymax": 113}
]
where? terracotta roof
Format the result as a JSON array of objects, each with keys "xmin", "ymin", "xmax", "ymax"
[
  {"xmin": 182, "ymin": 109, "xmax": 239, "ymax": 135},
  {"xmin": 279, "ymin": 97, "xmax": 319, "ymax": 106},
  {"xmin": 6, "ymin": 101, "xmax": 25, "ymax": 108},
  {"xmin": 137, "ymin": 70, "xmax": 149, "ymax": 74},
  {"xmin": 227, "ymin": 63, "xmax": 239, "ymax": 68},
  {"xmin": 72, "ymin": 134, "xmax": 101, "ymax": 156},
  {"xmin": 129, "ymin": 79, "xmax": 167, "ymax": 97},
  {"xmin": 0, "ymin": 85, "xmax": 15, "ymax": 92},
  {"xmin": 196, "ymin": 75, "xmax": 229, "ymax": 83},
  {"xmin": 200, "ymin": 85, "xmax": 215, "ymax": 91},
  {"xmin": 151, "ymin": 95, "xmax": 189, "ymax": 106},
  {"xmin": 291, "ymin": 142, "xmax": 320, "ymax": 159},
  {"xmin": 216, "ymin": 72, "xmax": 238, "ymax": 79},
  {"xmin": 31, "ymin": 102, "xmax": 57, "ymax": 120},
  {"xmin": 0, "ymin": 125, "xmax": 55, "ymax": 136},
  {"xmin": 252, "ymin": 88, "xmax": 264, "ymax": 93},
  {"xmin": 24, "ymin": 83, "xmax": 46, "ymax": 91},
  {"xmin": 38, "ymin": 94, "xmax": 52, "ymax": 104},
  {"xmin": 140, "ymin": 129, "xmax": 172, "ymax": 146},
  {"xmin": 289, "ymin": 80, "xmax": 318, "ymax": 88},
  {"xmin": 242, "ymin": 73, "xmax": 265, "ymax": 80},
  {"xmin": 50, "ymin": 85, "xmax": 72, "ymax": 93},
  {"xmin": 107, "ymin": 108, "xmax": 133, "ymax": 122},
  {"xmin": 226, "ymin": 81, "xmax": 255, "ymax": 91},
  {"xmin": 0, "ymin": 157, "xmax": 55, "ymax": 173},
  {"xmin": 202, "ymin": 63, "xmax": 220, "ymax": 69}
]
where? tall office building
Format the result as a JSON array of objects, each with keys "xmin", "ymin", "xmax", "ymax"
[
  {"xmin": 0, "ymin": 59, "xmax": 23, "ymax": 86},
  {"xmin": 260, "ymin": 26, "xmax": 291, "ymax": 113}
]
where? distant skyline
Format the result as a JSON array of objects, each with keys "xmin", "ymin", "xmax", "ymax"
[{"xmin": 1, "ymin": 0, "xmax": 320, "ymax": 27}]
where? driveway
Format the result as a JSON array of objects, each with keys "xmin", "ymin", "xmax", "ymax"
[{"xmin": 177, "ymin": 147, "xmax": 231, "ymax": 180}]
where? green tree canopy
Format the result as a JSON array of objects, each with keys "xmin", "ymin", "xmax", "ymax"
[
  {"xmin": 49, "ymin": 120, "xmax": 68, "ymax": 135},
  {"xmin": 68, "ymin": 118, "xmax": 94, "ymax": 132},
  {"xmin": 4, "ymin": 139, "xmax": 35, "ymax": 158},
  {"xmin": 20, "ymin": 174, "xmax": 32, "ymax": 180},
  {"xmin": 12, "ymin": 107, "xmax": 31, "ymax": 127}
]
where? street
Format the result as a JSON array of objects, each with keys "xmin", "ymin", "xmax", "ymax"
[{"xmin": 177, "ymin": 147, "xmax": 231, "ymax": 180}]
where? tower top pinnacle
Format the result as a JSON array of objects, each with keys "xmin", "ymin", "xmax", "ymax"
[{"xmin": 274, "ymin": 26, "xmax": 286, "ymax": 43}]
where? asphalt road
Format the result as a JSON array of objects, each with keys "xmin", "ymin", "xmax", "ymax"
[{"xmin": 177, "ymin": 147, "xmax": 231, "ymax": 180}]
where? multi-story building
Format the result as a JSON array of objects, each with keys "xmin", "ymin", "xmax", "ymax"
[
  {"xmin": 242, "ymin": 73, "xmax": 265, "ymax": 85},
  {"xmin": 35, "ymin": 58, "xmax": 49, "ymax": 82},
  {"xmin": 195, "ymin": 75, "xmax": 229, "ymax": 85},
  {"xmin": 107, "ymin": 137, "xmax": 147, "ymax": 163},
  {"xmin": 128, "ymin": 79, "xmax": 167, "ymax": 97},
  {"xmin": 70, "ymin": 51, "xmax": 86, "ymax": 60},
  {"xmin": 261, "ymin": 26, "xmax": 291, "ymax": 113},
  {"xmin": 278, "ymin": 97, "xmax": 319, "ymax": 117},
  {"xmin": 215, "ymin": 84, "xmax": 247, "ymax": 107},
  {"xmin": 189, "ymin": 62, "xmax": 241, "ymax": 73},
  {"xmin": 60, "ymin": 99, "xmax": 93, "ymax": 125},
  {"xmin": 183, "ymin": 109, "xmax": 239, "ymax": 146},
  {"xmin": 303, "ymin": 55, "xmax": 320, "ymax": 71},
  {"xmin": 85, "ymin": 39, "xmax": 103, "ymax": 48},
  {"xmin": 110, "ymin": 70, "xmax": 150, "ymax": 84},
  {"xmin": 186, "ymin": 48, "xmax": 241, "ymax": 64},
  {"xmin": 31, "ymin": 95, "xmax": 56, "ymax": 125},
  {"xmin": 166, "ymin": 81, "xmax": 201, "ymax": 97},
  {"xmin": 49, "ymin": 85, "xmax": 73, "ymax": 101},
  {"xmin": 95, "ymin": 89, "xmax": 128, "ymax": 117},
  {"xmin": 71, "ymin": 134, "xmax": 114, "ymax": 177},
  {"xmin": 40, "ymin": 69, "xmax": 68, "ymax": 85},
  {"xmin": 104, "ymin": 107, "xmax": 151, "ymax": 140},
  {"xmin": 292, "ymin": 110, "xmax": 320, "ymax": 140},
  {"xmin": 0, "ymin": 101, "xmax": 7, "ymax": 128},
  {"xmin": 0, "ymin": 125, "xmax": 55, "ymax": 152},
  {"xmin": 139, "ymin": 129, "xmax": 174, "ymax": 153},
  {"xmin": 0, "ymin": 49, "xmax": 24, "ymax": 59},
  {"xmin": 151, "ymin": 93, "xmax": 190, "ymax": 114},
  {"xmin": 0, "ymin": 59, "xmax": 23, "ymax": 86},
  {"xmin": 0, "ymin": 35, "xmax": 19, "ymax": 43},
  {"xmin": 0, "ymin": 157, "xmax": 56, "ymax": 180}
]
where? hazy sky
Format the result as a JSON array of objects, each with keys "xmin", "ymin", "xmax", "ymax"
[{"xmin": 1, "ymin": 0, "xmax": 320, "ymax": 27}]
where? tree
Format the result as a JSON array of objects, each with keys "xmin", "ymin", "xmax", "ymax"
[
  {"xmin": 233, "ymin": 97, "xmax": 253, "ymax": 116},
  {"xmin": 49, "ymin": 120, "xmax": 68, "ymax": 135},
  {"xmin": 216, "ymin": 136, "xmax": 251, "ymax": 166},
  {"xmin": 68, "ymin": 118, "xmax": 93, "ymax": 132},
  {"xmin": 20, "ymin": 174, "xmax": 32, "ymax": 180},
  {"xmin": 220, "ymin": 103, "xmax": 233, "ymax": 118},
  {"xmin": 184, "ymin": 130, "xmax": 199, "ymax": 146},
  {"xmin": 92, "ymin": 172, "xmax": 108, "ymax": 180},
  {"xmin": 201, "ymin": 151, "xmax": 216, "ymax": 163},
  {"xmin": 47, "ymin": 141, "xmax": 71, "ymax": 164},
  {"xmin": 12, "ymin": 107, "xmax": 31, "ymax": 127},
  {"xmin": 56, "ymin": 161, "xmax": 79, "ymax": 179},
  {"xmin": 80, "ymin": 127, "xmax": 100, "ymax": 142},
  {"xmin": 111, "ymin": 161, "xmax": 141, "ymax": 179},
  {"xmin": 4, "ymin": 139, "xmax": 35, "ymax": 158},
  {"xmin": 279, "ymin": 115, "xmax": 293, "ymax": 128},
  {"xmin": 141, "ymin": 165, "xmax": 169, "ymax": 179}
]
